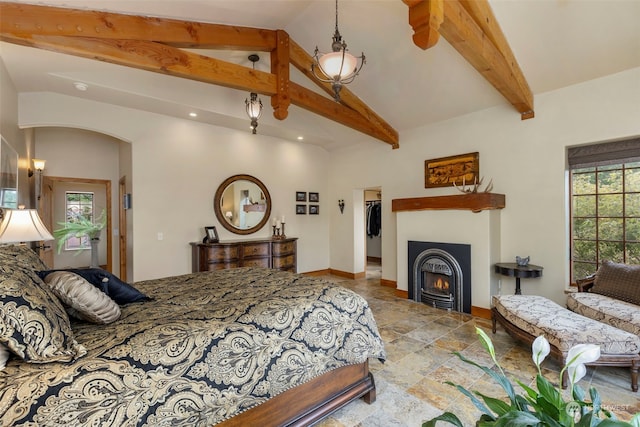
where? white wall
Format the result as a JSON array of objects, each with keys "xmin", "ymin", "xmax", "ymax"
[
  {"xmin": 330, "ymin": 67, "xmax": 640, "ymax": 306},
  {"xmin": 19, "ymin": 93, "xmax": 330, "ymax": 281}
]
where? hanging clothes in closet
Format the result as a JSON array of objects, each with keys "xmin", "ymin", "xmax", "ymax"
[{"xmin": 366, "ymin": 201, "xmax": 381, "ymax": 237}]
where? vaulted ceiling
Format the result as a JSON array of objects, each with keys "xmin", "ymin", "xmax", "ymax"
[{"xmin": 1, "ymin": 0, "xmax": 639, "ymax": 151}]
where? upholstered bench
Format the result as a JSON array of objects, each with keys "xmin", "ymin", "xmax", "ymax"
[{"xmin": 492, "ymin": 294, "xmax": 640, "ymax": 391}]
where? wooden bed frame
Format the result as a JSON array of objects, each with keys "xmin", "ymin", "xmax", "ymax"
[{"xmin": 219, "ymin": 361, "xmax": 376, "ymax": 426}]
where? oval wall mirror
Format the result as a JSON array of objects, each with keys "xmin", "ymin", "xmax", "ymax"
[{"xmin": 214, "ymin": 174, "xmax": 272, "ymax": 235}]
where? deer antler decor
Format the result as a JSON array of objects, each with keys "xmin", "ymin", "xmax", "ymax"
[{"xmin": 453, "ymin": 176, "xmax": 493, "ymax": 194}]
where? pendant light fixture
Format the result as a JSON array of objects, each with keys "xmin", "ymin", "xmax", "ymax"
[
  {"xmin": 245, "ymin": 54, "xmax": 263, "ymax": 134},
  {"xmin": 311, "ymin": 0, "xmax": 365, "ymax": 102}
]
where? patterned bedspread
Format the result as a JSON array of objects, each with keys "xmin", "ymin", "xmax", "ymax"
[{"xmin": 0, "ymin": 267, "xmax": 385, "ymax": 426}]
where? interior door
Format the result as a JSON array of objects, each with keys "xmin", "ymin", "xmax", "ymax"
[
  {"xmin": 119, "ymin": 177, "xmax": 127, "ymax": 281},
  {"xmin": 38, "ymin": 176, "xmax": 54, "ymax": 268}
]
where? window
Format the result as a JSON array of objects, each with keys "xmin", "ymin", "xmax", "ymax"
[
  {"xmin": 569, "ymin": 139, "xmax": 640, "ymax": 281},
  {"xmin": 64, "ymin": 191, "xmax": 94, "ymax": 250}
]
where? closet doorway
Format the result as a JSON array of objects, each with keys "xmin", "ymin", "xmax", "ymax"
[{"xmin": 364, "ymin": 188, "xmax": 382, "ymax": 279}]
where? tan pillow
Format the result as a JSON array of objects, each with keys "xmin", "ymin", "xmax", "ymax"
[
  {"xmin": 44, "ymin": 271, "xmax": 121, "ymax": 324},
  {"xmin": 0, "ymin": 343, "xmax": 10, "ymax": 370},
  {"xmin": 592, "ymin": 261, "xmax": 640, "ymax": 306}
]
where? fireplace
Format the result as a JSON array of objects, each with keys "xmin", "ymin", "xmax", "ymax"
[{"xmin": 408, "ymin": 241, "xmax": 471, "ymax": 313}]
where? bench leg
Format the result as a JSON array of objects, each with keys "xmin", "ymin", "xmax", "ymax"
[
  {"xmin": 632, "ymin": 361, "xmax": 639, "ymax": 392},
  {"xmin": 491, "ymin": 311, "xmax": 497, "ymax": 334}
]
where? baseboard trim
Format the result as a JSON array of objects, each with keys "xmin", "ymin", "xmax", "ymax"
[
  {"xmin": 471, "ymin": 306, "xmax": 492, "ymax": 320},
  {"xmin": 328, "ymin": 269, "xmax": 365, "ymax": 279},
  {"xmin": 302, "ymin": 269, "xmax": 331, "ymax": 277},
  {"xmin": 380, "ymin": 278, "xmax": 396, "ymax": 288},
  {"xmin": 395, "ymin": 289, "xmax": 409, "ymax": 299}
]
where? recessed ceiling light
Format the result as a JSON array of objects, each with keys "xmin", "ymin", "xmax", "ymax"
[
  {"xmin": 189, "ymin": 112, "xmax": 198, "ymax": 117},
  {"xmin": 297, "ymin": 136, "xmax": 304, "ymax": 140},
  {"xmin": 73, "ymin": 82, "xmax": 88, "ymax": 91}
]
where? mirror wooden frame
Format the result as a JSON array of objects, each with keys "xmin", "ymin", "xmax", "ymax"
[{"xmin": 214, "ymin": 174, "xmax": 272, "ymax": 235}]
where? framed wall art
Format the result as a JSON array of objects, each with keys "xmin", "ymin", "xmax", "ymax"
[
  {"xmin": 309, "ymin": 205, "xmax": 319, "ymax": 215},
  {"xmin": 309, "ymin": 192, "xmax": 319, "ymax": 202},
  {"xmin": 296, "ymin": 191, "xmax": 307, "ymax": 202},
  {"xmin": 424, "ymin": 151, "xmax": 479, "ymax": 188},
  {"xmin": 296, "ymin": 204, "xmax": 307, "ymax": 215},
  {"xmin": 0, "ymin": 136, "xmax": 18, "ymax": 209}
]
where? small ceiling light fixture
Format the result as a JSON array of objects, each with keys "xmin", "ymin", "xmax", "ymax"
[
  {"xmin": 189, "ymin": 112, "xmax": 198, "ymax": 118},
  {"xmin": 73, "ymin": 82, "xmax": 88, "ymax": 91},
  {"xmin": 245, "ymin": 54, "xmax": 263, "ymax": 135},
  {"xmin": 311, "ymin": 0, "xmax": 365, "ymax": 102}
]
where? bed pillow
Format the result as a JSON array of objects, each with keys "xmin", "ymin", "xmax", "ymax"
[
  {"xmin": 592, "ymin": 261, "xmax": 640, "ymax": 306},
  {"xmin": 43, "ymin": 271, "xmax": 121, "ymax": 324},
  {"xmin": 0, "ymin": 244, "xmax": 49, "ymax": 272},
  {"xmin": 0, "ymin": 343, "xmax": 9, "ymax": 370},
  {"xmin": 0, "ymin": 266, "xmax": 86, "ymax": 363},
  {"xmin": 38, "ymin": 268, "xmax": 150, "ymax": 304}
]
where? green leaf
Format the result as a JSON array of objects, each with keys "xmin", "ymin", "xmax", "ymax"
[
  {"xmin": 445, "ymin": 382, "xmax": 496, "ymax": 418},
  {"xmin": 474, "ymin": 392, "xmax": 512, "ymax": 416},
  {"xmin": 535, "ymin": 374, "xmax": 563, "ymax": 407},
  {"xmin": 422, "ymin": 412, "xmax": 465, "ymax": 427},
  {"xmin": 452, "ymin": 352, "xmax": 517, "ymax": 403},
  {"xmin": 492, "ymin": 411, "xmax": 542, "ymax": 427}
]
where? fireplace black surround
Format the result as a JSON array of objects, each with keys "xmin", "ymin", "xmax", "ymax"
[{"xmin": 408, "ymin": 241, "xmax": 471, "ymax": 313}]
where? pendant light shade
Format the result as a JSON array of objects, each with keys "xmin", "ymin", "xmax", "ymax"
[
  {"xmin": 245, "ymin": 54, "xmax": 263, "ymax": 134},
  {"xmin": 311, "ymin": 0, "xmax": 365, "ymax": 102}
]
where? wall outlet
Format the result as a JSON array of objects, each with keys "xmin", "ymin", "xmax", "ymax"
[{"xmin": 157, "ymin": 232, "xmax": 163, "ymax": 241}]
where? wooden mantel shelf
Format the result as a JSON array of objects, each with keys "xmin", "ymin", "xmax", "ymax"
[{"xmin": 392, "ymin": 193, "xmax": 505, "ymax": 213}]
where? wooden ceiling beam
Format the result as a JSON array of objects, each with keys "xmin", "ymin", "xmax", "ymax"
[
  {"xmin": 0, "ymin": 1, "xmax": 399, "ymax": 147},
  {"xmin": 0, "ymin": 2, "xmax": 276, "ymax": 50},
  {"xmin": 270, "ymin": 30, "xmax": 291, "ymax": 120},
  {"xmin": 1, "ymin": 34, "xmax": 278, "ymax": 94},
  {"xmin": 289, "ymin": 82, "xmax": 398, "ymax": 146},
  {"xmin": 403, "ymin": 0, "xmax": 534, "ymax": 120}
]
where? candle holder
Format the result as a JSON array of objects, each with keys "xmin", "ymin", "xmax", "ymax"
[{"xmin": 272, "ymin": 223, "xmax": 286, "ymax": 240}]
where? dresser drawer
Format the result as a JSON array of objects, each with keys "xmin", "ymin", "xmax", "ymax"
[
  {"xmin": 273, "ymin": 254, "xmax": 295, "ymax": 269},
  {"xmin": 242, "ymin": 257, "xmax": 270, "ymax": 268},
  {"xmin": 202, "ymin": 245, "xmax": 238, "ymax": 262},
  {"xmin": 272, "ymin": 241, "xmax": 295, "ymax": 255},
  {"xmin": 242, "ymin": 242, "xmax": 270, "ymax": 258},
  {"xmin": 204, "ymin": 261, "xmax": 239, "ymax": 271}
]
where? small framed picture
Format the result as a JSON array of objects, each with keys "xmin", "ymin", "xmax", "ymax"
[
  {"xmin": 296, "ymin": 204, "xmax": 307, "ymax": 215},
  {"xmin": 309, "ymin": 192, "xmax": 319, "ymax": 202},
  {"xmin": 309, "ymin": 205, "xmax": 319, "ymax": 215},
  {"xmin": 203, "ymin": 226, "xmax": 219, "ymax": 243},
  {"xmin": 296, "ymin": 191, "xmax": 307, "ymax": 202}
]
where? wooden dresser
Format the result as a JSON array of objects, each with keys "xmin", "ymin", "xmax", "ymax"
[{"xmin": 191, "ymin": 237, "xmax": 297, "ymax": 273}]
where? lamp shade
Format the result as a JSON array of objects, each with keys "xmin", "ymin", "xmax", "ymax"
[
  {"xmin": 0, "ymin": 209, "xmax": 54, "ymax": 243},
  {"xmin": 318, "ymin": 51, "xmax": 358, "ymax": 80},
  {"xmin": 32, "ymin": 159, "xmax": 46, "ymax": 170}
]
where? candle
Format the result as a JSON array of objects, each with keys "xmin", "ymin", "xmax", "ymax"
[
  {"xmin": 281, "ymin": 215, "xmax": 285, "ymax": 223},
  {"xmin": 276, "ymin": 219, "xmax": 281, "ymax": 228},
  {"xmin": 272, "ymin": 218, "xmax": 276, "ymax": 227}
]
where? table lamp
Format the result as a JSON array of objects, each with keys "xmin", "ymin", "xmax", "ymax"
[{"xmin": 0, "ymin": 208, "xmax": 54, "ymax": 244}]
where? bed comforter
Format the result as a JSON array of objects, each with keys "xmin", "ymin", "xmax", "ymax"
[{"xmin": 0, "ymin": 267, "xmax": 385, "ymax": 426}]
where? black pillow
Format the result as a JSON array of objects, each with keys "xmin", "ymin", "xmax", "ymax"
[{"xmin": 37, "ymin": 269, "xmax": 150, "ymax": 304}]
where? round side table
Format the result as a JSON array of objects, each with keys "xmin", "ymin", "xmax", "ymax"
[{"xmin": 494, "ymin": 262, "xmax": 543, "ymax": 295}]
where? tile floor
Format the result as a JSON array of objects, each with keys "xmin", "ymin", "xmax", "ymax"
[{"xmin": 314, "ymin": 272, "xmax": 639, "ymax": 427}]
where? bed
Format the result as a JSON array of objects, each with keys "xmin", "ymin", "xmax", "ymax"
[{"xmin": 0, "ymin": 245, "xmax": 386, "ymax": 426}]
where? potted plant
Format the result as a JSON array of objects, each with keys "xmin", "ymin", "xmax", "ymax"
[
  {"xmin": 53, "ymin": 209, "xmax": 106, "ymax": 268},
  {"xmin": 424, "ymin": 327, "xmax": 640, "ymax": 427}
]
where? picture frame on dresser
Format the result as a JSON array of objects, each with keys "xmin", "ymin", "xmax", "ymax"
[{"xmin": 203, "ymin": 226, "xmax": 219, "ymax": 243}]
